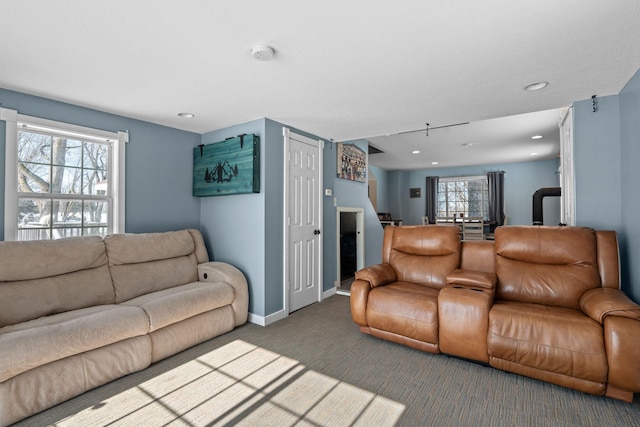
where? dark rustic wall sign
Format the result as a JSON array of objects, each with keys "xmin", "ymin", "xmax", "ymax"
[{"xmin": 193, "ymin": 134, "xmax": 260, "ymax": 196}]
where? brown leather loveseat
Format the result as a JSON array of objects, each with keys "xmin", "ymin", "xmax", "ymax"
[{"xmin": 350, "ymin": 225, "xmax": 640, "ymax": 402}]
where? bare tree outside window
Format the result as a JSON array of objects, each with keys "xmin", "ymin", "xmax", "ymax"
[
  {"xmin": 17, "ymin": 129, "xmax": 110, "ymax": 240},
  {"xmin": 437, "ymin": 177, "xmax": 488, "ymax": 219}
]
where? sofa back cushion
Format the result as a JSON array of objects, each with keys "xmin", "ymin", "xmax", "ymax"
[
  {"xmin": 0, "ymin": 236, "xmax": 114, "ymax": 327},
  {"xmin": 105, "ymin": 229, "xmax": 207, "ymax": 303},
  {"xmin": 494, "ymin": 226, "xmax": 601, "ymax": 309},
  {"xmin": 384, "ymin": 226, "xmax": 461, "ymax": 289}
]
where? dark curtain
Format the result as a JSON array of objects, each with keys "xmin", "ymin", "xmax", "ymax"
[
  {"xmin": 488, "ymin": 171, "xmax": 505, "ymax": 225},
  {"xmin": 425, "ymin": 176, "xmax": 439, "ymax": 224}
]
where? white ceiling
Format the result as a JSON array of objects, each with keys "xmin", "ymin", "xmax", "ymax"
[
  {"xmin": 1, "ymin": 1, "xmax": 639, "ymax": 170},
  {"xmin": 366, "ymin": 107, "xmax": 567, "ymax": 169}
]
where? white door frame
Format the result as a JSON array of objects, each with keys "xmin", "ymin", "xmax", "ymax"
[
  {"xmin": 559, "ymin": 106, "xmax": 575, "ymax": 226},
  {"xmin": 283, "ymin": 127, "xmax": 324, "ymax": 316},
  {"xmin": 336, "ymin": 206, "xmax": 365, "ymax": 293}
]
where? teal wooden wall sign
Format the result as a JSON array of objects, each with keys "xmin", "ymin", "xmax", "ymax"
[{"xmin": 193, "ymin": 134, "xmax": 260, "ymax": 196}]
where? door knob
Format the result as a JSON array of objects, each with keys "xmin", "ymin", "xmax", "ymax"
[{"xmin": 314, "ymin": 229, "xmax": 321, "ymax": 235}]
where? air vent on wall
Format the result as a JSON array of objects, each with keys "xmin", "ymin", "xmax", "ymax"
[{"xmin": 368, "ymin": 145, "xmax": 384, "ymax": 154}]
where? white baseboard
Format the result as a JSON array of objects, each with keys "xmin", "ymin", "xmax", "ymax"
[
  {"xmin": 248, "ymin": 288, "xmax": 339, "ymax": 326},
  {"xmin": 323, "ymin": 287, "xmax": 337, "ymax": 299},
  {"xmin": 248, "ymin": 309, "xmax": 286, "ymax": 326}
]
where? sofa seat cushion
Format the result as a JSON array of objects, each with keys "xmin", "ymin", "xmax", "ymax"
[
  {"xmin": 121, "ymin": 281, "xmax": 235, "ymax": 332},
  {"xmin": 367, "ymin": 282, "xmax": 440, "ymax": 344},
  {"xmin": 0, "ymin": 305, "xmax": 149, "ymax": 383},
  {"xmin": 488, "ymin": 301, "xmax": 608, "ymax": 383}
]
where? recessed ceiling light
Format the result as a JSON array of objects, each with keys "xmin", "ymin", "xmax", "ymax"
[
  {"xmin": 412, "ymin": 150, "xmax": 420, "ymax": 154},
  {"xmin": 178, "ymin": 112, "xmax": 195, "ymax": 119},
  {"xmin": 432, "ymin": 161, "xmax": 439, "ymax": 165},
  {"xmin": 530, "ymin": 152, "xmax": 539, "ymax": 156},
  {"xmin": 531, "ymin": 135, "xmax": 543, "ymax": 140},
  {"xmin": 524, "ymin": 81, "xmax": 548, "ymax": 91}
]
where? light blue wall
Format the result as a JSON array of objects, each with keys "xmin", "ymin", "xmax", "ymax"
[
  {"xmin": 200, "ymin": 118, "xmax": 337, "ymax": 317},
  {"xmin": 0, "ymin": 88, "xmax": 201, "ymax": 239},
  {"xmin": 322, "ymin": 139, "xmax": 338, "ymax": 291},
  {"xmin": 571, "ymin": 69, "xmax": 640, "ymax": 302},
  {"xmin": 386, "ymin": 159, "xmax": 560, "ymax": 226},
  {"xmin": 387, "ymin": 169, "xmax": 409, "ymax": 221},
  {"xmin": 573, "ymin": 93, "xmax": 628, "ymax": 298},
  {"xmin": 199, "ymin": 119, "xmax": 267, "ymax": 316},
  {"xmin": 619, "ymin": 68, "xmax": 640, "ymax": 302},
  {"xmin": 333, "ymin": 139, "xmax": 385, "ymax": 267},
  {"xmin": 264, "ymin": 119, "xmax": 285, "ymax": 314},
  {"xmin": 573, "ymin": 95, "xmax": 622, "ymax": 230}
]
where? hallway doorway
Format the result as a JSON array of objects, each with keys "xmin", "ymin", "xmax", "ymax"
[{"xmin": 336, "ymin": 207, "xmax": 364, "ymax": 295}]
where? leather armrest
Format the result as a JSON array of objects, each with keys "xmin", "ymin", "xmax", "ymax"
[
  {"xmin": 439, "ymin": 282, "xmax": 495, "ymax": 362},
  {"xmin": 580, "ymin": 288, "xmax": 640, "ymax": 324},
  {"xmin": 446, "ymin": 268, "xmax": 497, "ymax": 290},
  {"xmin": 354, "ymin": 264, "xmax": 396, "ymax": 288}
]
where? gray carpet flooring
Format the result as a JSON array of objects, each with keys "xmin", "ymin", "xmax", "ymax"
[{"xmin": 15, "ymin": 295, "xmax": 640, "ymax": 426}]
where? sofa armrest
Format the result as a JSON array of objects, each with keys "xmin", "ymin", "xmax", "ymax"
[
  {"xmin": 604, "ymin": 316, "xmax": 640, "ymax": 397},
  {"xmin": 198, "ymin": 262, "xmax": 248, "ymax": 326},
  {"xmin": 581, "ymin": 288, "xmax": 640, "ymax": 396},
  {"xmin": 446, "ymin": 269, "xmax": 497, "ymax": 290},
  {"xmin": 439, "ymin": 282, "xmax": 496, "ymax": 362},
  {"xmin": 580, "ymin": 288, "xmax": 640, "ymax": 324},
  {"xmin": 354, "ymin": 264, "xmax": 396, "ymax": 288},
  {"xmin": 350, "ymin": 279, "xmax": 372, "ymax": 327}
]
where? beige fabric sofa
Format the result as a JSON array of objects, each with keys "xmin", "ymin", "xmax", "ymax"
[{"xmin": 0, "ymin": 229, "xmax": 248, "ymax": 426}]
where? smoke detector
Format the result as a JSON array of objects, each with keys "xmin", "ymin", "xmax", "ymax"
[{"xmin": 252, "ymin": 44, "xmax": 275, "ymax": 61}]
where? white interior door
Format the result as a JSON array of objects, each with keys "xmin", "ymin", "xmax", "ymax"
[{"xmin": 284, "ymin": 128, "xmax": 323, "ymax": 313}]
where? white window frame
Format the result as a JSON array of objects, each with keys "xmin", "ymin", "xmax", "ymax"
[
  {"xmin": 437, "ymin": 175, "xmax": 489, "ymax": 219},
  {"xmin": 2, "ymin": 107, "xmax": 126, "ymax": 240}
]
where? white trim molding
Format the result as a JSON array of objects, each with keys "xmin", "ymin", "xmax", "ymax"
[
  {"xmin": 248, "ymin": 310, "xmax": 287, "ymax": 327},
  {"xmin": 2, "ymin": 108, "xmax": 126, "ymax": 239},
  {"xmin": 2, "ymin": 108, "xmax": 19, "ymax": 240}
]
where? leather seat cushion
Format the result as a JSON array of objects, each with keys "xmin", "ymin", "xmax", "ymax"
[
  {"xmin": 488, "ymin": 301, "xmax": 608, "ymax": 383},
  {"xmin": 367, "ymin": 282, "xmax": 440, "ymax": 344}
]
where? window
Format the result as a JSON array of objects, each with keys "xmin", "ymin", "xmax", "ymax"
[
  {"xmin": 2, "ymin": 108, "xmax": 126, "ymax": 241},
  {"xmin": 437, "ymin": 176, "xmax": 488, "ymax": 219}
]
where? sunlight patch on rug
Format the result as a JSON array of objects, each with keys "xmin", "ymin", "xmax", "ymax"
[{"xmin": 53, "ymin": 340, "xmax": 405, "ymax": 426}]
